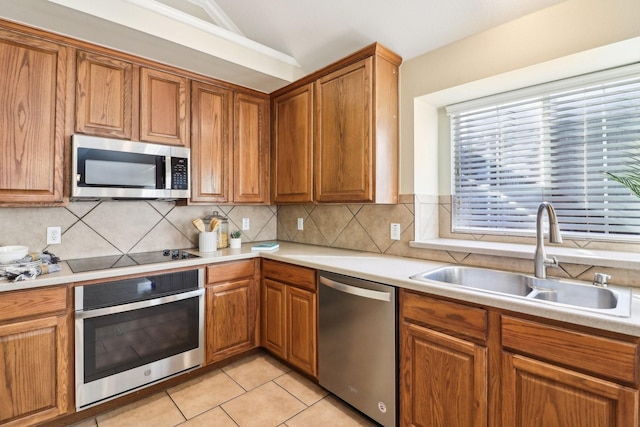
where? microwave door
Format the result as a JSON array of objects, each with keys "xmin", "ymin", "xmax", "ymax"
[
  {"xmin": 84, "ymin": 159, "xmax": 158, "ymax": 187},
  {"xmin": 74, "ymin": 146, "xmax": 169, "ymax": 199}
]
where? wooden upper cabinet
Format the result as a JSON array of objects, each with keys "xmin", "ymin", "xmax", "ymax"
[
  {"xmin": 315, "ymin": 58, "xmax": 372, "ymax": 203},
  {"xmin": 75, "ymin": 51, "xmax": 135, "ymax": 139},
  {"xmin": 271, "ymin": 83, "xmax": 313, "ymax": 203},
  {"xmin": 233, "ymin": 92, "xmax": 269, "ymax": 204},
  {"xmin": 314, "ymin": 45, "xmax": 400, "ymax": 203},
  {"xmin": 0, "ymin": 28, "xmax": 68, "ymax": 205},
  {"xmin": 77, "ymin": 55, "xmax": 190, "ymax": 146},
  {"xmin": 140, "ymin": 67, "xmax": 189, "ymax": 146},
  {"xmin": 270, "ymin": 43, "xmax": 400, "ymax": 205},
  {"xmin": 191, "ymin": 81, "xmax": 232, "ymax": 203}
]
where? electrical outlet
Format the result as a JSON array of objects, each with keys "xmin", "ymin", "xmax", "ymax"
[
  {"xmin": 390, "ymin": 223, "xmax": 401, "ymax": 240},
  {"xmin": 297, "ymin": 218, "xmax": 304, "ymax": 230},
  {"xmin": 242, "ymin": 218, "xmax": 250, "ymax": 230},
  {"xmin": 47, "ymin": 226, "xmax": 61, "ymax": 245}
]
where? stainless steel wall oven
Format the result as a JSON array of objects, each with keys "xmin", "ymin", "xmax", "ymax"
[{"xmin": 74, "ymin": 268, "xmax": 204, "ymax": 410}]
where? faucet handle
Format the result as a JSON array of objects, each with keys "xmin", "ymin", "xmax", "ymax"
[{"xmin": 593, "ymin": 272, "xmax": 611, "ymax": 287}]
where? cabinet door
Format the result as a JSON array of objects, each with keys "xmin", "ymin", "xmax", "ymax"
[
  {"xmin": 286, "ymin": 285, "xmax": 317, "ymax": 377},
  {"xmin": 206, "ymin": 278, "xmax": 258, "ymax": 364},
  {"xmin": 140, "ymin": 67, "xmax": 189, "ymax": 146},
  {"xmin": 76, "ymin": 51, "xmax": 134, "ymax": 139},
  {"xmin": 0, "ymin": 29, "xmax": 67, "ymax": 205},
  {"xmin": 262, "ymin": 278, "xmax": 286, "ymax": 358},
  {"xmin": 314, "ymin": 57, "xmax": 373, "ymax": 203},
  {"xmin": 400, "ymin": 321, "xmax": 487, "ymax": 427},
  {"xmin": 272, "ymin": 83, "xmax": 313, "ymax": 203},
  {"xmin": 502, "ymin": 353, "xmax": 638, "ymax": 427},
  {"xmin": 191, "ymin": 81, "xmax": 232, "ymax": 203},
  {"xmin": 233, "ymin": 92, "xmax": 269, "ymax": 203},
  {"xmin": 0, "ymin": 316, "xmax": 70, "ymax": 426}
]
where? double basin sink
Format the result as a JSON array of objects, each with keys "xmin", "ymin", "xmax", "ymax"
[{"xmin": 411, "ymin": 266, "xmax": 632, "ymax": 317}]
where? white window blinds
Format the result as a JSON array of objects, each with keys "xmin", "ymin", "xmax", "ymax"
[{"xmin": 448, "ymin": 64, "xmax": 640, "ymax": 240}]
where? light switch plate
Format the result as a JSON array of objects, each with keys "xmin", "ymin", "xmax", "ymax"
[
  {"xmin": 242, "ymin": 218, "xmax": 250, "ymax": 230},
  {"xmin": 390, "ymin": 223, "xmax": 401, "ymax": 240},
  {"xmin": 297, "ymin": 218, "xmax": 304, "ymax": 230}
]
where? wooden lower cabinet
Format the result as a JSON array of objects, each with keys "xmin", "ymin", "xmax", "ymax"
[
  {"xmin": 401, "ymin": 322, "xmax": 487, "ymax": 427},
  {"xmin": 0, "ymin": 287, "xmax": 70, "ymax": 426},
  {"xmin": 262, "ymin": 278, "xmax": 286, "ymax": 358},
  {"xmin": 261, "ymin": 260, "xmax": 317, "ymax": 378},
  {"xmin": 502, "ymin": 352, "xmax": 637, "ymax": 427},
  {"xmin": 500, "ymin": 315, "xmax": 639, "ymax": 427},
  {"xmin": 400, "ymin": 290, "xmax": 488, "ymax": 427},
  {"xmin": 285, "ymin": 284, "xmax": 316, "ymax": 375},
  {"xmin": 400, "ymin": 289, "xmax": 640, "ymax": 427},
  {"xmin": 205, "ymin": 259, "xmax": 259, "ymax": 364}
]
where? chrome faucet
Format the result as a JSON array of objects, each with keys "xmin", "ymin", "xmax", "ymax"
[{"xmin": 534, "ymin": 202, "xmax": 563, "ymax": 279}]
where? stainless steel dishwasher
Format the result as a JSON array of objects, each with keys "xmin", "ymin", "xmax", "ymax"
[{"xmin": 319, "ymin": 271, "xmax": 397, "ymax": 427}]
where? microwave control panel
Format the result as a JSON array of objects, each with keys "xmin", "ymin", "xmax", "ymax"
[{"xmin": 171, "ymin": 158, "xmax": 189, "ymax": 190}]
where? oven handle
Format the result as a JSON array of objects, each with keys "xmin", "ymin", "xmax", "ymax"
[{"xmin": 76, "ymin": 288, "xmax": 204, "ymax": 319}]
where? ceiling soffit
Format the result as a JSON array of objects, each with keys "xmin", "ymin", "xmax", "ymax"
[{"xmin": 47, "ymin": 0, "xmax": 303, "ymax": 85}]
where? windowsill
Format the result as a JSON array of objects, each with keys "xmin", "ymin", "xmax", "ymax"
[{"xmin": 410, "ymin": 238, "xmax": 640, "ymax": 271}]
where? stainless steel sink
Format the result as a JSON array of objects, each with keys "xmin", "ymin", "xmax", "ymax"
[
  {"xmin": 410, "ymin": 266, "xmax": 631, "ymax": 317},
  {"xmin": 412, "ymin": 265, "xmax": 533, "ymax": 296},
  {"xmin": 528, "ymin": 279, "xmax": 619, "ymax": 309}
]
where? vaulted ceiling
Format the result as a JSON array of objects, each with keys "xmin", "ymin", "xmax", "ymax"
[{"xmin": 0, "ymin": 0, "xmax": 565, "ymax": 92}]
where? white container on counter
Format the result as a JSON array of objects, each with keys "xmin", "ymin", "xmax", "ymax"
[{"xmin": 199, "ymin": 232, "xmax": 217, "ymax": 253}]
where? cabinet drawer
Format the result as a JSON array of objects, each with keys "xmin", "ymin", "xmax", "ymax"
[
  {"xmin": 401, "ymin": 289, "xmax": 487, "ymax": 342},
  {"xmin": 262, "ymin": 260, "xmax": 316, "ymax": 292},
  {"xmin": 502, "ymin": 316, "xmax": 638, "ymax": 384},
  {"xmin": 207, "ymin": 259, "xmax": 256, "ymax": 284},
  {"xmin": 0, "ymin": 286, "xmax": 67, "ymax": 323}
]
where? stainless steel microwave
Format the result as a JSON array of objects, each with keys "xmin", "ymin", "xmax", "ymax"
[{"xmin": 71, "ymin": 135, "xmax": 190, "ymax": 200}]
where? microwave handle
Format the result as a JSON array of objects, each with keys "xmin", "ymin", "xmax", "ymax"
[{"xmin": 164, "ymin": 156, "xmax": 171, "ymax": 189}]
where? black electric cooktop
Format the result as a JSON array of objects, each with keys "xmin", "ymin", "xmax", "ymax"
[{"xmin": 66, "ymin": 249, "xmax": 198, "ymax": 273}]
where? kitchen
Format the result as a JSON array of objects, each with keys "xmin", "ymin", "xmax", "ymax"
[{"xmin": 1, "ymin": 0, "xmax": 640, "ymax": 426}]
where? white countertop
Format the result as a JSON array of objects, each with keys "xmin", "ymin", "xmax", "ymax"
[{"xmin": 3, "ymin": 241, "xmax": 640, "ymax": 337}]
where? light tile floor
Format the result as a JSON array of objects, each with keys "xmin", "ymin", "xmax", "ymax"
[{"xmin": 71, "ymin": 352, "xmax": 378, "ymax": 427}]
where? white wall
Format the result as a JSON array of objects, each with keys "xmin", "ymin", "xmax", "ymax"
[{"xmin": 400, "ymin": 0, "xmax": 640, "ymax": 195}]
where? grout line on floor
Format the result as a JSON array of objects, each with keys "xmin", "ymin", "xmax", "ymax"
[
  {"xmin": 271, "ymin": 380, "xmax": 309, "ymax": 426},
  {"xmin": 165, "ymin": 390, "xmax": 188, "ymax": 424}
]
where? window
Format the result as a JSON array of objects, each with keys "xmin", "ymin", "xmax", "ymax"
[{"xmin": 448, "ymin": 64, "xmax": 640, "ymax": 241}]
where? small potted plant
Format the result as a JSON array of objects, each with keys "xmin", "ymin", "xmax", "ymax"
[{"xmin": 229, "ymin": 230, "xmax": 242, "ymax": 248}]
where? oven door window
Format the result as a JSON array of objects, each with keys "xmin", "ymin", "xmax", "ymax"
[{"xmin": 83, "ymin": 296, "xmax": 199, "ymax": 383}]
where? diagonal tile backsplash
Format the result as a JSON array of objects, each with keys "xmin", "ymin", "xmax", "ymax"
[
  {"xmin": 277, "ymin": 195, "xmax": 415, "ymax": 254},
  {"xmin": 0, "ymin": 202, "xmax": 277, "ymax": 261},
  {"xmin": 3, "ymin": 194, "xmax": 639, "ymax": 288}
]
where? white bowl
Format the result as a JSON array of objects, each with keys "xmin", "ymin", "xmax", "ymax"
[{"xmin": 0, "ymin": 245, "xmax": 29, "ymax": 264}]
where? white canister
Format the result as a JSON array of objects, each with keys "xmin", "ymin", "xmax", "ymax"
[{"xmin": 199, "ymin": 231, "xmax": 217, "ymax": 253}]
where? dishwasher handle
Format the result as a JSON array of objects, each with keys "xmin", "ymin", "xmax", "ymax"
[{"xmin": 320, "ymin": 276, "xmax": 391, "ymax": 302}]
